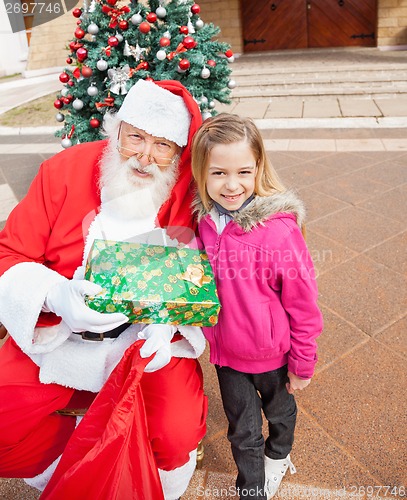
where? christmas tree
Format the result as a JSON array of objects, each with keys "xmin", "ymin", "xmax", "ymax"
[{"xmin": 55, "ymin": 0, "xmax": 235, "ymax": 148}]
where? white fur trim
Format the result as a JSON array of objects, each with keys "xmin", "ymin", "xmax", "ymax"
[
  {"xmin": 158, "ymin": 449, "xmax": 197, "ymax": 500},
  {"xmin": 173, "ymin": 326, "xmax": 205, "ymax": 359},
  {"xmin": 24, "ymin": 455, "xmax": 61, "ymax": 491},
  {"xmin": 33, "ymin": 324, "xmax": 142, "ymax": 392},
  {"xmin": 0, "ymin": 262, "xmax": 70, "ymax": 355},
  {"xmin": 117, "ymin": 80, "xmax": 191, "ymax": 147}
]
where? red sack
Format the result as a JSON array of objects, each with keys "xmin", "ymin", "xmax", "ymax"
[{"xmin": 41, "ymin": 340, "xmax": 164, "ymax": 500}]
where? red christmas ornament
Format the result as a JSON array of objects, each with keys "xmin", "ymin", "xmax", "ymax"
[
  {"xmin": 68, "ymin": 80, "xmax": 75, "ymax": 87},
  {"xmin": 191, "ymin": 4, "xmax": 201, "ymax": 14},
  {"xmin": 207, "ymin": 59, "xmax": 216, "ymax": 67},
  {"xmin": 108, "ymin": 36, "xmax": 119, "ymax": 47},
  {"xmin": 118, "ymin": 20, "xmax": 129, "ymax": 30},
  {"xmin": 225, "ymin": 49, "xmax": 234, "ymax": 58},
  {"xmin": 76, "ymin": 47, "xmax": 88, "ymax": 62},
  {"xmin": 81, "ymin": 66, "xmax": 93, "ymax": 78},
  {"xmin": 178, "ymin": 58, "xmax": 190, "ymax": 70},
  {"xmin": 90, "ymin": 118, "xmax": 101, "ymax": 128},
  {"xmin": 106, "ymin": 0, "xmax": 117, "ymax": 5},
  {"xmin": 146, "ymin": 12, "xmax": 157, "ymax": 23},
  {"xmin": 140, "ymin": 61, "xmax": 149, "ymax": 70},
  {"xmin": 59, "ymin": 72, "xmax": 70, "ymax": 83},
  {"xmin": 179, "ymin": 25, "xmax": 189, "ymax": 35},
  {"xmin": 66, "ymin": 57, "xmax": 73, "ymax": 64},
  {"xmin": 72, "ymin": 8, "xmax": 82, "ymax": 18},
  {"xmin": 139, "ymin": 22, "xmax": 151, "ymax": 34},
  {"xmin": 69, "ymin": 41, "xmax": 83, "ymax": 52},
  {"xmin": 74, "ymin": 27, "xmax": 85, "ymax": 39},
  {"xmin": 159, "ymin": 37, "xmax": 171, "ymax": 47},
  {"xmin": 182, "ymin": 36, "xmax": 196, "ymax": 49},
  {"xmin": 54, "ymin": 99, "xmax": 63, "ymax": 109},
  {"xmin": 145, "ymin": 77, "xmax": 154, "ymax": 82},
  {"xmin": 61, "ymin": 96, "xmax": 71, "ymax": 105},
  {"xmin": 105, "ymin": 96, "xmax": 115, "ymax": 105}
]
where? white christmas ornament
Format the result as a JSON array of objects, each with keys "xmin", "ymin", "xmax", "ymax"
[
  {"xmin": 200, "ymin": 67, "xmax": 211, "ymax": 79},
  {"xmin": 195, "ymin": 19, "xmax": 204, "ymax": 30},
  {"xmin": 115, "ymin": 32, "xmax": 123, "ymax": 43},
  {"xmin": 96, "ymin": 59, "xmax": 108, "ymax": 71},
  {"xmin": 61, "ymin": 138, "xmax": 72, "ymax": 149},
  {"xmin": 55, "ymin": 112, "xmax": 65, "ymax": 122},
  {"xmin": 200, "ymin": 95, "xmax": 208, "ymax": 105},
  {"xmin": 227, "ymin": 55, "xmax": 235, "ymax": 63},
  {"xmin": 156, "ymin": 50, "xmax": 167, "ymax": 61},
  {"xmin": 227, "ymin": 79, "xmax": 236, "ymax": 89},
  {"xmin": 163, "ymin": 30, "xmax": 171, "ymax": 39},
  {"xmin": 124, "ymin": 41, "xmax": 146, "ymax": 61},
  {"xmin": 131, "ymin": 13, "xmax": 142, "ymax": 25},
  {"xmin": 187, "ymin": 15, "xmax": 195, "ymax": 34},
  {"xmin": 202, "ymin": 111, "xmax": 212, "ymax": 120},
  {"xmin": 156, "ymin": 6, "xmax": 166, "ymax": 18},
  {"xmin": 108, "ymin": 65, "xmax": 130, "ymax": 95},
  {"xmin": 208, "ymin": 100, "xmax": 216, "ymax": 109},
  {"xmin": 61, "ymin": 88, "xmax": 69, "ymax": 97},
  {"xmin": 87, "ymin": 85, "xmax": 99, "ymax": 97},
  {"xmin": 72, "ymin": 98, "xmax": 84, "ymax": 110},
  {"xmin": 87, "ymin": 23, "xmax": 99, "ymax": 35}
]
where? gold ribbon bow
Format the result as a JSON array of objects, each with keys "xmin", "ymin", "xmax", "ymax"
[{"xmin": 181, "ymin": 264, "xmax": 211, "ymax": 288}]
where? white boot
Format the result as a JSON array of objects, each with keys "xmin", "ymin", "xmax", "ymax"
[
  {"xmin": 264, "ymin": 454, "xmax": 296, "ymax": 499},
  {"xmin": 158, "ymin": 448, "xmax": 197, "ymax": 500}
]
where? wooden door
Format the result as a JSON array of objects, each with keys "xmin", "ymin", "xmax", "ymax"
[
  {"xmin": 308, "ymin": 0, "xmax": 377, "ymax": 47},
  {"xmin": 241, "ymin": 0, "xmax": 308, "ymax": 52}
]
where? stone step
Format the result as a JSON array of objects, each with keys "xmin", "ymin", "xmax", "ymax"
[
  {"xmin": 232, "ymin": 69, "xmax": 407, "ymax": 86},
  {"xmin": 232, "ymin": 63, "xmax": 407, "ymax": 75},
  {"xmin": 231, "ymin": 84, "xmax": 407, "ymax": 100},
  {"xmin": 228, "ymin": 48, "xmax": 407, "ymax": 100}
]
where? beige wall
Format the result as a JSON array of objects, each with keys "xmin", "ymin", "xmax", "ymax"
[
  {"xmin": 26, "ymin": 0, "xmax": 406, "ymax": 72},
  {"xmin": 377, "ymin": 0, "xmax": 407, "ymax": 47},
  {"xmin": 26, "ymin": 1, "xmax": 80, "ymax": 71},
  {"xmin": 199, "ymin": 0, "xmax": 243, "ymax": 53}
]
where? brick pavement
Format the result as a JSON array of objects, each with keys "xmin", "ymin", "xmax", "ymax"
[{"xmin": 0, "ymin": 127, "xmax": 406, "ymax": 499}]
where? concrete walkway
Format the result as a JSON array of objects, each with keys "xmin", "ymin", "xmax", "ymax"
[{"xmin": 0, "ymin": 48, "xmax": 406, "ymax": 499}]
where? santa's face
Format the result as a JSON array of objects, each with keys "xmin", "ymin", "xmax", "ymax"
[
  {"xmin": 99, "ymin": 119, "xmax": 181, "ymax": 212},
  {"xmin": 118, "ymin": 121, "xmax": 181, "ymax": 177}
]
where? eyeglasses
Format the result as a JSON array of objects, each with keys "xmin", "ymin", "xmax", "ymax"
[{"xmin": 117, "ymin": 123, "xmax": 179, "ymax": 169}]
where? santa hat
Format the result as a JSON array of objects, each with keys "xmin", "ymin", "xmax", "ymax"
[{"xmin": 117, "ymin": 79, "xmax": 191, "ymax": 147}]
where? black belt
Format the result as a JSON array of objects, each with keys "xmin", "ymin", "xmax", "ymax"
[{"xmin": 74, "ymin": 323, "xmax": 131, "ymax": 341}]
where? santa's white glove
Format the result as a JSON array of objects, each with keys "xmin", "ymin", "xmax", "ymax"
[
  {"xmin": 139, "ymin": 324, "xmax": 177, "ymax": 372},
  {"xmin": 44, "ymin": 280, "xmax": 128, "ymax": 333}
]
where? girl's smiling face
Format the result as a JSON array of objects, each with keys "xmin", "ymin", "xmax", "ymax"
[{"xmin": 206, "ymin": 140, "xmax": 257, "ymax": 211}]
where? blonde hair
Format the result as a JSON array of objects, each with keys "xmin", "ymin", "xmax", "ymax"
[{"xmin": 191, "ymin": 113, "xmax": 285, "ymax": 210}]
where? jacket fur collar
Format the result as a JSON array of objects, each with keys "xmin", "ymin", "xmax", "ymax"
[{"xmin": 193, "ymin": 190, "xmax": 306, "ymax": 232}]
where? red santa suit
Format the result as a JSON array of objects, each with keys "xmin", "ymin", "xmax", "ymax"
[{"xmin": 0, "ymin": 81, "xmax": 207, "ymax": 499}]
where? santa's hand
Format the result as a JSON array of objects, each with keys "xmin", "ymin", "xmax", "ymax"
[
  {"xmin": 139, "ymin": 324, "xmax": 177, "ymax": 372},
  {"xmin": 44, "ymin": 280, "xmax": 128, "ymax": 333}
]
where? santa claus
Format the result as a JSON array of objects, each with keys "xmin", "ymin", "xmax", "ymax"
[{"xmin": 0, "ymin": 80, "xmax": 207, "ymax": 499}]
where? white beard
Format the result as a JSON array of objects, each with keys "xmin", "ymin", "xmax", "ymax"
[{"xmin": 99, "ymin": 140, "xmax": 178, "ymax": 220}]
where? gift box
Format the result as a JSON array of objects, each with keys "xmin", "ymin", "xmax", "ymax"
[{"xmin": 84, "ymin": 239, "xmax": 220, "ymax": 327}]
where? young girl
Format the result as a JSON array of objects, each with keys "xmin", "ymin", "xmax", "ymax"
[{"xmin": 191, "ymin": 113, "xmax": 323, "ymax": 500}]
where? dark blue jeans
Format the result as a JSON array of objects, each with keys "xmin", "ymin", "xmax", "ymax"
[{"xmin": 215, "ymin": 364, "xmax": 297, "ymax": 500}]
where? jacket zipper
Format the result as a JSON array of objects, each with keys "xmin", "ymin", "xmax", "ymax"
[{"xmin": 205, "ymin": 216, "xmax": 231, "ymax": 367}]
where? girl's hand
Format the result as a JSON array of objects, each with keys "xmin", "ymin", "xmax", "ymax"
[{"xmin": 286, "ymin": 371, "xmax": 311, "ymax": 394}]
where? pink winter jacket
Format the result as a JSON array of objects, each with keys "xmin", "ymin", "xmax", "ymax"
[{"xmin": 195, "ymin": 191, "xmax": 323, "ymax": 379}]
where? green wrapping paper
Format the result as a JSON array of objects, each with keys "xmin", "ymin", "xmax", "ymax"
[{"xmin": 84, "ymin": 239, "xmax": 220, "ymax": 327}]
